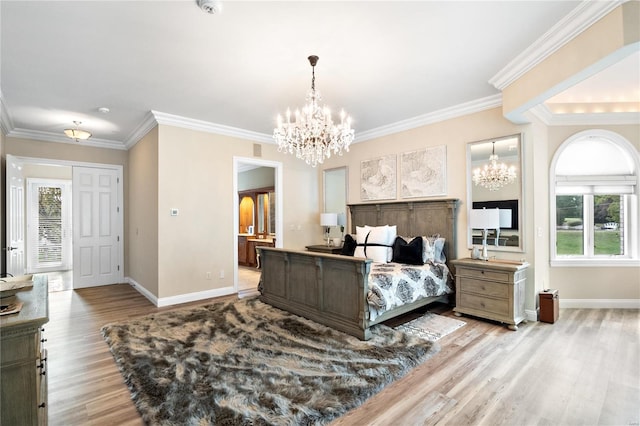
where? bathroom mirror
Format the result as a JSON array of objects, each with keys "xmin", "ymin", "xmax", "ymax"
[
  {"xmin": 323, "ymin": 167, "xmax": 348, "ymax": 237},
  {"xmin": 467, "ymin": 134, "xmax": 524, "ymax": 252}
]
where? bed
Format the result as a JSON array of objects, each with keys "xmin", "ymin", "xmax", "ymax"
[{"xmin": 258, "ymin": 199, "xmax": 459, "ymax": 340}]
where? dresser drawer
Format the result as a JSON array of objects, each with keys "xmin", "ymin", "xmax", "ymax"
[
  {"xmin": 457, "ymin": 266, "xmax": 509, "ymax": 283},
  {"xmin": 459, "ymin": 277, "xmax": 508, "ymax": 299},
  {"xmin": 460, "ymin": 293, "xmax": 509, "ymax": 317}
]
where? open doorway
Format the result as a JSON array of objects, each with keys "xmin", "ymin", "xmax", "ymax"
[
  {"xmin": 233, "ymin": 157, "xmax": 283, "ymax": 297},
  {"xmin": 26, "ymin": 177, "xmax": 73, "ymax": 291}
]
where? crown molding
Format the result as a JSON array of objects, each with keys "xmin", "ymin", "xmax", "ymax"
[
  {"xmin": 5, "ymin": 127, "xmax": 128, "ymax": 150},
  {"xmin": 0, "ymin": 93, "xmax": 15, "ymax": 136},
  {"xmin": 124, "ymin": 111, "xmax": 159, "ymax": 149},
  {"xmin": 151, "ymin": 111, "xmax": 274, "ymax": 144},
  {"xmin": 528, "ymin": 104, "xmax": 640, "ymax": 126},
  {"xmin": 489, "ymin": 0, "xmax": 625, "ymax": 90},
  {"xmin": 355, "ymin": 94, "xmax": 502, "ymax": 143}
]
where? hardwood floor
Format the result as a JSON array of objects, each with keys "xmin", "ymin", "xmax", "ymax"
[{"xmin": 45, "ymin": 284, "xmax": 639, "ymax": 425}]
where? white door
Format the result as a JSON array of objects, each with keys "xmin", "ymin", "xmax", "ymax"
[
  {"xmin": 73, "ymin": 167, "xmax": 121, "ymax": 288},
  {"xmin": 6, "ymin": 155, "xmax": 26, "ymax": 276}
]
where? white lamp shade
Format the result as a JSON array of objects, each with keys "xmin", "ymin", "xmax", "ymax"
[
  {"xmin": 469, "ymin": 208, "xmax": 500, "ymax": 230},
  {"xmin": 499, "ymin": 209, "xmax": 512, "ymax": 228},
  {"xmin": 336, "ymin": 213, "xmax": 347, "ymax": 227},
  {"xmin": 320, "ymin": 213, "xmax": 338, "ymax": 227}
]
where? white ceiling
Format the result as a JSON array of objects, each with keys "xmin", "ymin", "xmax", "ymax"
[{"xmin": 1, "ymin": 1, "xmax": 637, "ymax": 150}]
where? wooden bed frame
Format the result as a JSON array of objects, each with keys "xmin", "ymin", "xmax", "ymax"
[{"xmin": 258, "ymin": 199, "xmax": 459, "ymax": 340}]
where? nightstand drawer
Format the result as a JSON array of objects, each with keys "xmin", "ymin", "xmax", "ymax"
[
  {"xmin": 459, "ymin": 278, "xmax": 508, "ymax": 299},
  {"xmin": 456, "ymin": 267, "xmax": 509, "ymax": 283},
  {"xmin": 460, "ymin": 293, "xmax": 509, "ymax": 316}
]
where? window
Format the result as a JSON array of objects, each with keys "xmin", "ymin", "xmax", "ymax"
[
  {"xmin": 26, "ymin": 179, "xmax": 72, "ymax": 272},
  {"xmin": 550, "ymin": 130, "xmax": 639, "ymax": 266}
]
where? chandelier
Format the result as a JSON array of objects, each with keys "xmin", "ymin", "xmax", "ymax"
[
  {"xmin": 273, "ymin": 55, "xmax": 354, "ymax": 167},
  {"xmin": 472, "ymin": 141, "xmax": 517, "ymax": 191}
]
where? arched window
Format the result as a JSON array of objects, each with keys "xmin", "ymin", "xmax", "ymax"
[{"xmin": 550, "ymin": 130, "xmax": 639, "ymax": 266}]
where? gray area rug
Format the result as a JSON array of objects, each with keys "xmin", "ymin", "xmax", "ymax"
[
  {"xmin": 101, "ymin": 298, "xmax": 439, "ymax": 425},
  {"xmin": 394, "ymin": 312, "xmax": 466, "ymax": 341}
]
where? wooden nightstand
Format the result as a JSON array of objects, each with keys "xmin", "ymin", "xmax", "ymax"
[
  {"xmin": 305, "ymin": 244, "xmax": 343, "ymax": 254},
  {"xmin": 451, "ymin": 258, "xmax": 529, "ymax": 330}
]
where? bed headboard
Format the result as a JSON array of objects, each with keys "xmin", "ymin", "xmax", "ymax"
[{"xmin": 348, "ymin": 199, "xmax": 459, "ymax": 266}]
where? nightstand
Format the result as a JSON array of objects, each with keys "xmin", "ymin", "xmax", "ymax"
[
  {"xmin": 305, "ymin": 245, "xmax": 343, "ymax": 254},
  {"xmin": 451, "ymin": 258, "xmax": 529, "ymax": 330}
]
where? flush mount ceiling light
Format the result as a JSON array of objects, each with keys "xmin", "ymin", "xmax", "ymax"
[
  {"xmin": 273, "ymin": 55, "xmax": 354, "ymax": 167},
  {"xmin": 64, "ymin": 121, "xmax": 92, "ymax": 142},
  {"xmin": 472, "ymin": 141, "xmax": 517, "ymax": 191}
]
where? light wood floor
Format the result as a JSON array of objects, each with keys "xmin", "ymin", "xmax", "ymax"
[{"xmin": 45, "ymin": 284, "xmax": 639, "ymax": 425}]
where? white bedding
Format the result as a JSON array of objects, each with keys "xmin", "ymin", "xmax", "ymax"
[{"xmin": 366, "ymin": 261, "xmax": 454, "ymax": 321}]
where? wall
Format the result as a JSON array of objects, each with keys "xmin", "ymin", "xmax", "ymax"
[
  {"xmin": 323, "ymin": 107, "xmax": 528, "ymax": 259},
  {"xmin": 238, "ymin": 166, "xmax": 275, "ymax": 191},
  {"xmin": 22, "ymin": 163, "xmax": 72, "ymax": 180},
  {"xmin": 127, "ymin": 127, "xmax": 159, "ymax": 296},
  {"xmin": 321, "ymin": 107, "xmax": 541, "ymax": 310},
  {"xmin": 547, "ymin": 123, "xmax": 640, "ymax": 303},
  {"xmin": 0, "ymin": 130, "xmax": 4, "ymax": 275},
  {"xmin": 155, "ymin": 125, "xmax": 318, "ymax": 299}
]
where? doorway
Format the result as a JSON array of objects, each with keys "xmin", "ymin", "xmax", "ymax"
[
  {"xmin": 5, "ymin": 155, "xmax": 124, "ymax": 290},
  {"xmin": 233, "ymin": 157, "xmax": 283, "ymax": 296}
]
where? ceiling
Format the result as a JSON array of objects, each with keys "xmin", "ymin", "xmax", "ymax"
[{"xmin": 1, "ymin": 1, "xmax": 637, "ymax": 150}]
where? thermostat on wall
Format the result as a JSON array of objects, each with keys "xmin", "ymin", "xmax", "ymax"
[{"xmin": 170, "ymin": 208, "xmax": 179, "ymax": 216}]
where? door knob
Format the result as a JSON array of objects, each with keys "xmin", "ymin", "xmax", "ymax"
[{"xmin": 7, "ymin": 247, "xmax": 17, "ymax": 251}]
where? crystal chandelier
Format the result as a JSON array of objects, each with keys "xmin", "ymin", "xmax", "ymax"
[
  {"xmin": 274, "ymin": 55, "xmax": 354, "ymax": 167},
  {"xmin": 472, "ymin": 141, "xmax": 517, "ymax": 191}
]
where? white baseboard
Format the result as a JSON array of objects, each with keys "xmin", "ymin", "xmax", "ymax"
[
  {"xmin": 126, "ymin": 277, "xmax": 159, "ymax": 306},
  {"xmin": 560, "ymin": 299, "xmax": 640, "ymax": 309},
  {"xmin": 525, "ymin": 309, "xmax": 539, "ymax": 322},
  {"xmin": 126, "ymin": 277, "xmax": 236, "ymax": 307}
]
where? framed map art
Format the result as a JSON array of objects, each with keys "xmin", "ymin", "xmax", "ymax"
[
  {"xmin": 400, "ymin": 145, "xmax": 447, "ymax": 198},
  {"xmin": 360, "ymin": 154, "xmax": 397, "ymax": 201}
]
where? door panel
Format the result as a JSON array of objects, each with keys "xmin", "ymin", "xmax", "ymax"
[
  {"xmin": 6, "ymin": 155, "xmax": 26, "ymax": 276},
  {"xmin": 73, "ymin": 167, "xmax": 121, "ymax": 288}
]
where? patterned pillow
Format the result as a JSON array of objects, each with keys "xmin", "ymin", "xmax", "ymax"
[{"xmin": 423, "ymin": 234, "xmax": 446, "ymax": 264}]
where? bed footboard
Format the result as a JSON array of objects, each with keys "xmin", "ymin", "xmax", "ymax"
[{"xmin": 258, "ymin": 247, "xmax": 374, "ymax": 340}]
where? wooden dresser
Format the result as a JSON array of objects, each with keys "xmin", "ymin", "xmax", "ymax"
[
  {"xmin": 451, "ymin": 258, "xmax": 528, "ymax": 330},
  {"xmin": 1, "ymin": 275, "xmax": 49, "ymax": 425}
]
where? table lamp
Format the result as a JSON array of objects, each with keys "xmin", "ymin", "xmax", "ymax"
[
  {"xmin": 470, "ymin": 208, "xmax": 500, "ymax": 260},
  {"xmin": 496, "ymin": 209, "xmax": 512, "ymax": 245},
  {"xmin": 320, "ymin": 213, "xmax": 338, "ymax": 246}
]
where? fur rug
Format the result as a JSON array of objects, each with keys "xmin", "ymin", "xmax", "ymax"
[{"xmin": 101, "ymin": 298, "xmax": 438, "ymax": 425}]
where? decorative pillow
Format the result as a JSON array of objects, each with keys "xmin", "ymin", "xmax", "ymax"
[
  {"xmin": 340, "ymin": 234, "xmax": 357, "ymax": 256},
  {"xmin": 423, "ymin": 234, "xmax": 446, "ymax": 264},
  {"xmin": 392, "ymin": 236, "xmax": 424, "ymax": 265},
  {"xmin": 354, "ymin": 225, "xmax": 396, "ymax": 263}
]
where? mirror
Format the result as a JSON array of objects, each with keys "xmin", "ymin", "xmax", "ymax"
[
  {"xmin": 256, "ymin": 192, "xmax": 274, "ymax": 234},
  {"xmin": 238, "ymin": 188, "xmax": 274, "ymax": 236},
  {"xmin": 467, "ymin": 134, "xmax": 524, "ymax": 252},
  {"xmin": 239, "ymin": 196, "xmax": 254, "ymax": 234},
  {"xmin": 323, "ymin": 167, "xmax": 348, "ymax": 238}
]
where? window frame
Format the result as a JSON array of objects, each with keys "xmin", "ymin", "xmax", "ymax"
[{"xmin": 550, "ymin": 130, "xmax": 639, "ymax": 267}]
